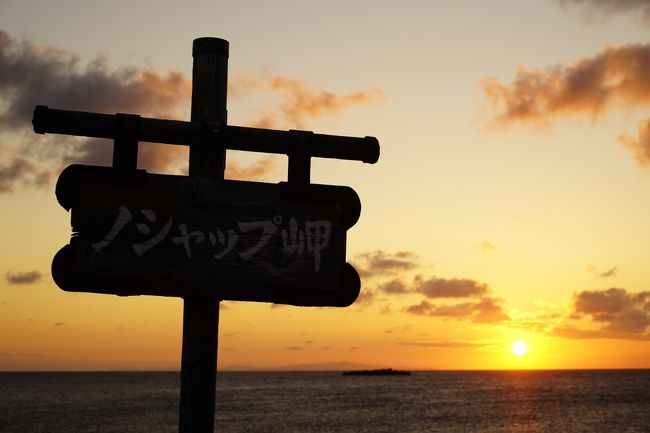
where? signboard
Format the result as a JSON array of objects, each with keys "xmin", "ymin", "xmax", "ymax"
[
  {"xmin": 36, "ymin": 38, "xmax": 379, "ymax": 431},
  {"xmin": 52, "ymin": 164, "xmax": 361, "ymax": 306}
]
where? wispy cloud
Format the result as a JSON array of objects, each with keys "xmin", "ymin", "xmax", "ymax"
[
  {"xmin": 480, "ymin": 44, "xmax": 650, "ymax": 129},
  {"xmin": 225, "ymin": 156, "xmax": 277, "ymax": 181},
  {"xmin": 0, "ymin": 29, "xmax": 383, "ymax": 192},
  {"xmin": 509, "ymin": 287, "xmax": 650, "ymax": 340},
  {"xmin": 351, "ymin": 250, "xmax": 419, "ymax": 308},
  {"xmin": 618, "ymin": 119, "xmax": 650, "ymax": 166},
  {"xmin": 558, "ymin": 0, "xmax": 650, "ymax": 21},
  {"xmin": 586, "ymin": 265, "xmax": 619, "ymax": 278},
  {"xmin": 398, "ymin": 340, "xmax": 495, "ymax": 349},
  {"xmin": 415, "ymin": 275, "xmax": 489, "ymax": 298},
  {"xmin": 352, "ymin": 250, "xmax": 419, "ymax": 279},
  {"xmin": 599, "ymin": 266, "xmax": 619, "ymax": 278},
  {"xmin": 352, "ymin": 249, "xmax": 510, "ymax": 325},
  {"xmin": 384, "ymin": 325, "xmax": 412, "ymax": 334},
  {"xmin": 353, "ymin": 289, "xmax": 376, "ymax": 307},
  {"xmin": 356, "ymin": 253, "xmax": 648, "ymax": 339},
  {"xmin": 405, "ymin": 274, "xmax": 510, "ymax": 324},
  {"xmin": 406, "ymin": 297, "xmax": 509, "ymax": 324},
  {"xmin": 0, "ymin": 31, "xmax": 191, "ymax": 129},
  {"xmin": 5, "ymin": 270, "xmax": 42, "ymax": 285},
  {"xmin": 478, "ymin": 240, "xmax": 498, "ymax": 253},
  {"xmin": 0, "ymin": 29, "xmax": 191, "ymax": 190},
  {"xmin": 479, "ymin": 43, "xmax": 650, "ymax": 167},
  {"xmin": 0, "ymin": 158, "xmax": 53, "ymax": 193},
  {"xmin": 229, "ymin": 71, "xmax": 384, "ymax": 129},
  {"xmin": 377, "ymin": 278, "xmax": 409, "ymax": 294}
]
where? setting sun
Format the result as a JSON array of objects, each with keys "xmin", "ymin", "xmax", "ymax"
[{"xmin": 512, "ymin": 341, "xmax": 527, "ymax": 357}]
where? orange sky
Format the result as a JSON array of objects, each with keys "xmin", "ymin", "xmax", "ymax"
[{"xmin": 1, "ymin": 0, "xmax": 650, "ymax": 371}]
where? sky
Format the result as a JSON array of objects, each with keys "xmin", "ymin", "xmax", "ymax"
[{"xmin": 1, "ymin": 0, "xmax": 650, "ymax": 371}]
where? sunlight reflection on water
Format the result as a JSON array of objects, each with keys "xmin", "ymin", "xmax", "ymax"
[{"xmin": 1, "ymin": 370, "xmax": 649, "ymax": 433}]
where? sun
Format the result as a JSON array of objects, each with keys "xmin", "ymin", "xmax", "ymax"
[{"xmin": 512, "ymin": 341, "xmax": 527, "ymax": 357}]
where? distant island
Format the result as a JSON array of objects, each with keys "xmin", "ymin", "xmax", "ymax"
[{"xmin": 342, "ymin": 368, "xmax": 411, "ymax": 376}]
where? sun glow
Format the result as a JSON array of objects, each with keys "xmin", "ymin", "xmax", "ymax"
[{"xmin": 512, "ymin": 341, "xmax": 527, "ymax": 357}]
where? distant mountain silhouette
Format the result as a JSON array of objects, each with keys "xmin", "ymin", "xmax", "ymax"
[{"xmin": 220, "ymin": 361, "xmax": 381, "ymax": 371}]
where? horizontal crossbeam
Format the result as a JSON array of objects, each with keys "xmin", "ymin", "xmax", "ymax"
[{"xmin": 33, "ymin": 105, "xmax": 380, "ymax": 164}]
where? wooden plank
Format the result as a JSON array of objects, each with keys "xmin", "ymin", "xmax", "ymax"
[
  {"xmin": 52, "ymin": 164, "xmax": 361, "ymax": 306},
  {"xmin": 181, "ymin": 36, "xmax": 228, "ymax": 433},
  {"xmin": 32, "ymin": 105, "xmax": 380, "ymax": 163}
]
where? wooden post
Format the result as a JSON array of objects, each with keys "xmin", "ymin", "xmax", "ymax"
[{"xmin": 179, "ymin": 37, "xmax": 229, "ymax": 433}]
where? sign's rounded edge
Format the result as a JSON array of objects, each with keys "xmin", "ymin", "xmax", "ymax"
[
  {"xmin": 336, "ymin": 262, "xmax": 362, "ymax": 307},
  {"xmin": 56, "ymin": 164, "xmax": 148, "ymax": 211},
  {"xmin": 55, "ymin": 165, "xmax": 79, "ymax": 211},
  {"xmin": 340, "ymin": 186, "xmax": 361, "ymax": 230},
  {"xmin": 51, "ymin": 244, "xmax": 76, "ymax": 292}
]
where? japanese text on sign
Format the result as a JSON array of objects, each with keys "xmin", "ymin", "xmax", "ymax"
[{"xmin": 91, "ymin": 206, "xmax": 333, "ymax": 272}]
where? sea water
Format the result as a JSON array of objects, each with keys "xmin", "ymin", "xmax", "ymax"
[{"xmin": 1, "ymin": 370, "xmax": 649, "ymax": 433}]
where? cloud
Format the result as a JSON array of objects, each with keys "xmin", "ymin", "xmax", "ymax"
[
  {"xmin": 599, "ymin": 266, "xmax": 619, "ymax": 278},
  {"xmin": 481, "ymin": 44, "xmax": 650, "ymax": 128},
  {"xmin": 0, "ymin": 29, "xmax": 192, "ymax": 190},
  {"xmin": 497, "ymin": 287, "xmax": 650, "ymax": 340},
  {"xmin": 53, "ymin": 321, "xmax": 65, "ymax": 327},
  {"xmin": 351, "ymin": 251, "xmax": 419, "ymax": 308},
  {"xmin": 618, "ymin": 119, "xmax": 650, "ymax": 167},
  {"xmin": 572, "ymin": 288, "xmax": 650, "ymax": 334},
  {"xmin": 508, "ymin": 315, "xmax": 560, "ymax": 334},
  {"xmin": 406, "ymin": 297, "xmax": 509, "ymax": 324},
  {"xmin": 229, "ymin": 71, "xmax": 385, "ymax": 129},
  {"xmin": 353, "ymin": 289, "xmax": 376, "ymax": 307},
  {"xmin": 285, "ymin": 346, "xmax": 304, "ymax": 351},
  {"xmin": 478, "ymin": 240, "xmax": 498, "ymax": 253},
  {"xmin": 353, "ymin": 250, "xmax": 506, "ymax": 321},
  {"xmin": 398, "ymin": 340, "xmax": 494, "ymax": 349},
  {"xmin": 586, "ymin": 265, "xmax": 620, "ymax": 278},
  {"xmin": 5, "ymin": 270, "xmax": 42, "ymax": 285},
  {"xmin": 558, "ymin": 0, "xmax": 650, "ymax": 21},
  {"xmin": 551, "ymin": 325, "xmax": 617, "ymax": 339},
  {"xmin": 415, "ymin": 275, "xmax": 488, "ymax": 298},
  {"xmin": 0, "ymin": 158, "xmax": 54, "ymax": 193},
  {"xmin": 352, "ymin": 249, "xmax": 517, "ymax": 326},
  {"xmin": 224, "ymin": 156, "xmax": 277, "ymax": 180},
  {"xmin": 480, "ymin": 43, "xmax": 650, "ymax": 167},
  {"xmin": 0, "ymin": 29, "xmax": 383, "ymax": 192},
  {"xmin": 353, "ymin": 250, "xmax": 419, "ymax": 279},
  {"xmin": 378, "ymin": 278, "xmax": 409, "ymax": 294},
  {"xmin": 0, "ymin": 31, "xmax": 191, "ymax": 128},
  {"xmin": 537, "ymin": 288, "xmax": 650, "ymax": 340},
  {"xmin": 552, "ymin": 324, "xmax": 650, "ymax": 340}
]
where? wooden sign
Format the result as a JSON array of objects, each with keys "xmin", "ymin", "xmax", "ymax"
[
  {"xmin": 35, "ymin": 38, "xmax": 379, "ymax": 432},
  {"xmin": 52, "ymin": 164, "xmax": 361, "ymax": 306}
]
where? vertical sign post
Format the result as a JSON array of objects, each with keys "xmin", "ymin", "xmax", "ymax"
[{"xmin": 180, "ymin": 37, "xmax": 229, "ymax": 433}]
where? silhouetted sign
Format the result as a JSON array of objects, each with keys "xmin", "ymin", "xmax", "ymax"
[{"xmin": 52, "ymin": 165, "xmax": 361, "ymax": 306}]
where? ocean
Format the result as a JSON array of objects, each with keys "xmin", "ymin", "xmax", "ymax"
[{"xmin": 1, "ymin": 370, "xmax": 649, "ymax": 433}]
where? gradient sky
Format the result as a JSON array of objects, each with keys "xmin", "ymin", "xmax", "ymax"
[{"xmin": 2, "ymin": 0, "xmax": 650, "ymax": 371}]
